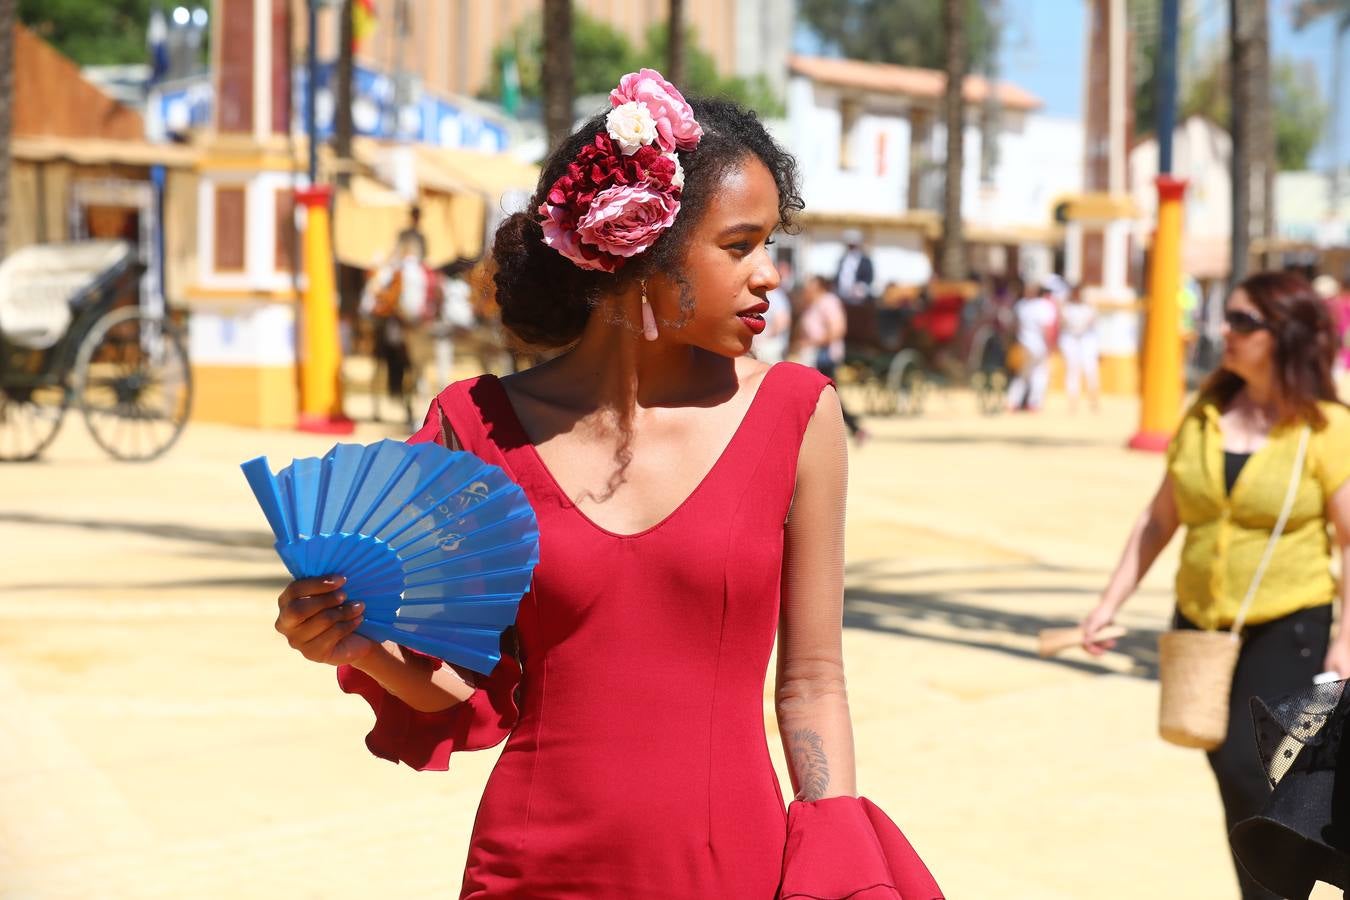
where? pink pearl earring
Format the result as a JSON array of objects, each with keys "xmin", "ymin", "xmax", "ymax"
[{"xmin": 641, "ymin": 281, "xmax": 659, "ymax": 342}]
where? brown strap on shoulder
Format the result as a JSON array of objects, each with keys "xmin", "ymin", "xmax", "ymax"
[{"xmin": 436, "ymin": 402, "xmax": 464, "ymax": 452}]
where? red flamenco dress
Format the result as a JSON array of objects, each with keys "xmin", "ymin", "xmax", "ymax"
[{"xmin": 338, "ymin": 363, "xmax": 944, "ymax": 899}]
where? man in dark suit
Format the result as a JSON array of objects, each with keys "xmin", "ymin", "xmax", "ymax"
[{"xmin": 834, "ymin": 228, "xmax": 874, "ymax": 306}]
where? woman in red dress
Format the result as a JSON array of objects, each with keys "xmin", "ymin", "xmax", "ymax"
[{"xmin": 272, "ymin": 72, "xmax": 941, "ymax": 900}]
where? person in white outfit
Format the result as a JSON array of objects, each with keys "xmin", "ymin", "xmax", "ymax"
[
  {"xmin": 433, "ymin": 263, "xmax": 477, "ymax": 389},
  {"xmin": 1058, "ymin": 286, "xmax": 1100, "ymax": 412},
  {"xmin": 753, "ymin": 284, "xmax": 793, "ymax": 364},
  {"xmin": 1007, "ymin": 282, "xmax": 1057, "ymax": 412}
]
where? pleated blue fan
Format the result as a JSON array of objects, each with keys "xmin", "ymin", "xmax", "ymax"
[{"xmin": 241, "ymin": 439, "xmax": 539, "ymax": 675}]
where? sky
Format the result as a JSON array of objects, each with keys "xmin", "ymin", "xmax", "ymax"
[
  {"xmin": 792, "ymin": 2, "xmax": 1348, "ymax": 170},
  {"xmin": 999, "ymin": 0, "xmax": 1347, "ymax": 170}
]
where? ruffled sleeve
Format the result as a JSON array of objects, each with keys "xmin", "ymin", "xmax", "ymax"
[
  {"xmin": 331, "ymin": 388, "xmax": 521, "ymax": 771},
  {"xmin": 335, "ymin": 649, "xmax": 520, "ymax": 771},
  {"xmin": 779, "ymin": 796, "xmax": 944, "ymax": 900}
]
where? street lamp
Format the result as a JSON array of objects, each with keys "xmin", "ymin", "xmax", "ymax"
[
  {"xmin": 163, "ymin": 3, "xmax": 208, "ymax": 79},
  {"xmin": 307, "ymin": 0, "xmax": 344, "ymax": 184}
]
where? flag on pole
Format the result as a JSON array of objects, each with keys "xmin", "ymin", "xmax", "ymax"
[
  {"xmin": 147, "ymin": 7, "xmax": 169, "ymax": 83},
  {"xmin": 353, "ymin": 0, "xmax": 377, "ymax": 51}
]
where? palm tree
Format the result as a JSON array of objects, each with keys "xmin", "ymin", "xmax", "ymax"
[
  {"xmin": 938, "ymin": 0, "xmax": 967, "ymax": 281},
  {"xmin": 1229, "ymin": 0, "xmax": 1274, "ymax": 281},
  {"xmin": 667, "ymin": 0, "xmax": 686, "ymax": 86},
  {"xmin": 542, "ymin": 0, "xmax": 574, "ymax": 154},
  {"xmin": 0, "ymin": 0, "xmax": 14, "ymax": 258}
]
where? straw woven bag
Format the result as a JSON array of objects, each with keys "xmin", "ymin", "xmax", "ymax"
[{"xmin": 1157, "ymin": 426, "xmax": 1311, "ymax": 750}]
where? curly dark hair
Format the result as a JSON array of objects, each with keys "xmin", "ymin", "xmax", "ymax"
[
  {"xmin": 490, "ymin": 97, "xmax": 803, "ymax": 349},
  {"xmin": 1200, "ymin": 270, "xmax": 1345, "ymax": 428}
]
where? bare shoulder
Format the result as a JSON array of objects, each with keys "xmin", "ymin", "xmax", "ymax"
[
  {"xmin": 792, "ymin": 384, "xmax": 848, "ymax": 497},
  {"xmin": 736, "ymin": 356, "xmax": 774, "ymax": 391},
  {"xmin": 804, "ymin": 384, "xmax": 846, "ymax": 439}
]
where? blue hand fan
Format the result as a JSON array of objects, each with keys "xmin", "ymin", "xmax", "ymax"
[{"xmin": 241, "ymin": 439, "xmax": 539, "ymax": 675}]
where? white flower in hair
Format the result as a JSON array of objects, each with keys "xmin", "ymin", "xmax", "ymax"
[
  {"xmin": 663, "ymin": 152, "xmax": 685, "ymax": 190},
  {"xmin": 606, "ymin": 101, "xmax": 658, "ymax": 155}
]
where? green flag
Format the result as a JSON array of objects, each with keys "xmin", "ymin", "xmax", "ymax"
[{"xmin": 502, "ymin": 53, "xmax": 521, "ymax": 117}]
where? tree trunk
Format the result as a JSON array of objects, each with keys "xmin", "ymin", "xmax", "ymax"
[
  {"xmin": 542, "ymin": 0, "xmax": 575, "ymax": 154},
  {"xmin": 0, "ymin": 0, "xmax": 14, "ymax": 257},
  {"xmin": 667, "ymin": 0, "xmax": 686, "ymax": 87},
  {"xmin": 938, "ymin": 0, "xmax": 967, "ymax": 281},
  {"xmin": 335, "ymin": 0, "xmax": 355, "ymax": 189},
  {"xmin": 1252, "ymin": 2, "xmax": 1275, "ymax": 269},
  {"xmin": 1229, "ymin": 0, "xmax": 1273, "ymax": 282}
]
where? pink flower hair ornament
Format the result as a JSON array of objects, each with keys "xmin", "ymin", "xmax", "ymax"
[{"xmin": 539, "ymin": 69, "xmax": 701, "ymax": 273}]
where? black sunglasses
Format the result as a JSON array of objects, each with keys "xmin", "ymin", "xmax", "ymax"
[{"xmin": 1224, "ymin": 309, "xmax": 1270, "ymax": 335}]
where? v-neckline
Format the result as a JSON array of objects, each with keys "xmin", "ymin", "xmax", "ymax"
[
  {"xmin": 1208, "ymin": 402, "xmax": 1279, "ymax": 504},
  {"xmin": 484, "ymin": 363, "xmax": 780, "ymax": 540}
]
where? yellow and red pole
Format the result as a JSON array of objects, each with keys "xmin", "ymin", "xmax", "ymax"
[
  {"xmin": 295, "ymin": 185, "xmax": 354, "ymax": 434},
  {"xmin": 1129, "ymin": 0, "xmax": 1187, "ymax": 452},
  {"xmin": 1129, "ymin": 175, "xmax": 1188, "ymax": 451}
]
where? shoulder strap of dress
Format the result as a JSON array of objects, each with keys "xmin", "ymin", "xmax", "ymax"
[
  {"xmin": 412, "ymin": 376, "xmax": 515, "ymax": 474},
  {"xmin": 764, "ymin": 361, "xmax": 834, "ymax": 438},
  {"xmin": 721, "ymin": 362, "xmax": 833, "ymax": 474}
]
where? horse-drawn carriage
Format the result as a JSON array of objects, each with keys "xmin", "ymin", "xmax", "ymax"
[
  {"xmin": 840, "ymin": 282, "xmax": 1011, "ymax": 417},
  {"xmin": 0, "ymin": 241, "xmax": 191, "ymax": 461}
]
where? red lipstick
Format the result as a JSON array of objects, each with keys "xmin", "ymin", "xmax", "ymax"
[{"xmin": 737, "ymin": 300, "xmax": 769, "ymax": 335}]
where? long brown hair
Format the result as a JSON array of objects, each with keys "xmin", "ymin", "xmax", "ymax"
[{"xmin": 1200, "ymin": 271, "xmax": 1342, "ymax": 428}]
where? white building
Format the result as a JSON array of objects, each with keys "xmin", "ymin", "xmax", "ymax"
[
  {"xmin": 782, "ymin": 54, "xmax": 1084, "ymax": 289},
  {"xmin": 1131, "ymin": 117, "xmax": 1350, "ymax": 280},
  {"xmin": 1276, "ymin": 169, "xmax": 1350, "ymax": 250}
]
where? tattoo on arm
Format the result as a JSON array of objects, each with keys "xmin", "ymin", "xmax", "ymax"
[{"xmin": 788, "ymin": 728, "xmax": 830, "ymax": 801}]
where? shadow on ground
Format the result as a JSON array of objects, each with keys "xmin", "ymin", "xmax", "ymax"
[
  {"xmin": 843, "ymin": 559, "xmax": 1162, "ymax": 680},
  {"xmin": 863, "ymin": 432, "xmax": 1116, "ymax": 450},
  {"xmin": 2, "ymin": 510, "xmax": 1162, "ymax": 678},
  {"xmin": 0, "ymin": 511, "xmax": 271, "ymax": 549}
]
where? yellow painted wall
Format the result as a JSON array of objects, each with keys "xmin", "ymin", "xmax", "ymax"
[
  {"xmin": 1048, "ymin": 353, "xmax": 1139, "ymax": 395},
  {"xmin": 192, "ymin": 364, "xmax": 298, "ymax": 429}
]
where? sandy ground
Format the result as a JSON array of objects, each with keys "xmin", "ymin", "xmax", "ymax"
[{"xmin": 0, "ymin": 372, "xmax": 1337, "ymax": 899}]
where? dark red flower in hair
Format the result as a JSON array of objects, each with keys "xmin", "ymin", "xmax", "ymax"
[{"xmin": 538, "ymin": 92, "xmax": 692, "ymax": 271}]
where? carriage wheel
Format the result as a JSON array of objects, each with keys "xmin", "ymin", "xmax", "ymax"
[
  {"xmin": 977, "ymin": 370, "xmax": 1008, "ymax": 416},
  {"xmin": 74, "ymin": 308, "xmax": 192, "ymax": 461},
  {"xmin": 973, "ymin": 332, "xmax": 1008, "ymax": 416},
  {"xmin": 0, "ymin": 356, "xmax": 68, "ymax": 461},
  {"xmin": 886, "ymin": 350, "xmax": 926, "ymax": 417},
  {"xmin": 867, "ymin": 371, "xmax": 897, "ymax": 416}
]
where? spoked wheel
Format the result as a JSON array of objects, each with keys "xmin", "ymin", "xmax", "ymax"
[
  {"xmin": 974, "ymin": 369, "xmax": 1008, "ymax": 415},
  {"xmin": 0, "ymin": 352, "xmax": 69, "ymax": 461},
  {"xmin": 886, "ymin": 350, "xmax": 927, "ymax": 417},
  {"xmin": 972, "ymin": 332, "xmax": 1008, "ymax": 416},
  {"xmin": 863, "ymin": 372, "xmax": 895, "ymax": 416},
  {"xmin": 74, "ymin": 308, "xmax": 192, "ymax": 461}
]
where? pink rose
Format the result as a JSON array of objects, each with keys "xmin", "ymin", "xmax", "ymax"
[
  {"xmin": 610, "ymin": 68, "xmax": 703, "ymax": 152},
  {"xmin": 539, "ymin": 201, "xmax": 617, "ymax": 272},
  {"xmin": 575, "ymin": 184, "xmax": 680, "ymax": 261}
]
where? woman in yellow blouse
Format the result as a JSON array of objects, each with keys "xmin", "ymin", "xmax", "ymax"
[{"xmin": 1081, "ymin": 271, "xmax": 1350, "ymax": 900}]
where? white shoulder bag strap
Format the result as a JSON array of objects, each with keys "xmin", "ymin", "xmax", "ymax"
[{"xmin": 1229, "ymin": 425, "xmax": 1312, "ymax": 636}]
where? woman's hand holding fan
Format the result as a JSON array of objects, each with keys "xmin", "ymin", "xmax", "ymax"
[
  {"xmin": 243, "ymin": 440, "xmax": 540, "ymax": 676},
  {"xmin": 274, "ymin": 574, "xmax": 374, "ymax": 666}
]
